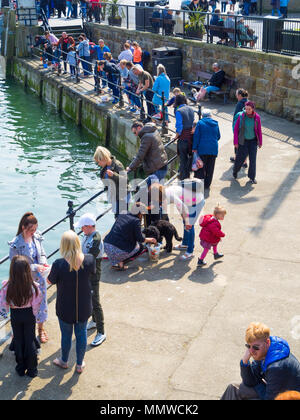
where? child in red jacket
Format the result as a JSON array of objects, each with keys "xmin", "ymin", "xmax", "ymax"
[{"xmin": 198, "ymin": 205, "xmax": 226, "ymax": 266}]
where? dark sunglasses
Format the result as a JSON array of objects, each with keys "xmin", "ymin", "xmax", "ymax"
[{"xmin": 245, "ymin": 344, "xmax": 261, "ymax": 351}]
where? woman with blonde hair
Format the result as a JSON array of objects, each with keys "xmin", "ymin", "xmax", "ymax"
[
  {"xmin": 48, "ymin": 230, "xmax": 96, "ymax": 373},
  {"xmin": 94, "ymin": 146, "xmax": 128, "ymax": 217}
]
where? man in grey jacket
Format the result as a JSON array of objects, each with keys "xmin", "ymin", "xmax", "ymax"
[{"xmin": 127, "ymin": 121, "xmax": 168, "ymax": 184}]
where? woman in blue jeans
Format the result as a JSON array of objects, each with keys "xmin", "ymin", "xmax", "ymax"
[
  {"xmin": 48, "ymin": 230, "xmax": 96, "ymax": 374},
  {"xmin": 149, "ymin": 179, "xmax": 205, "ymax": 260}
]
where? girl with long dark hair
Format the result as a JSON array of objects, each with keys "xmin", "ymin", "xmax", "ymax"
[{"xmin": 0, "ymin": 256, "xmax": 42, "ymax": 377}]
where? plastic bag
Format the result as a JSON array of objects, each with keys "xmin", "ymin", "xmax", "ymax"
[
  {"xmin": 146, "ymin": 243, "xmax": 161, "ymax": 262},
  {"xmin": 192, "ymin": 152, "xmax": 203, "ymax": 171}
]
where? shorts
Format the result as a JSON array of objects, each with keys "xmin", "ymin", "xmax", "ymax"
[{"xmin": 205, "ymin": 86, "xmax": 220, "ymax": 94}]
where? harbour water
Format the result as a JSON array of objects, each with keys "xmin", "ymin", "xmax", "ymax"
[{"xmin": 0, "ymin": 71, "xmax": 116, "ymax": 284}]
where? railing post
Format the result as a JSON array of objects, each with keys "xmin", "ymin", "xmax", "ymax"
[
  {"xmin": 234, "ymin": 15, "xmax": 237, "ymax": 48},
  {"xmin": 67, "ymin": 200, "xmax": 75, "ymax": 231},
  {"xmin": 140, "ymin": 93, "xmax": 145, "ymax": 121},
  {"xmin": 161, "ymin": 91, "xmax": 168, "ymax": 135},
  {"xmin": 198, "ymin": 104, "xmax": 202, "ymax": 120},
  {"xmin": 118, "ymin": 74, "xmax": 124, "ymax": 107},
  {"xmin": 127, "ymin": 5, "xmax": 129, "ymax": 29}
]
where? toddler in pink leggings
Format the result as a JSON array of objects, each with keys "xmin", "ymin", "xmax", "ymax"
[{"xmin": 198, "ymin": 205, "xmax": 226, "ymax": 267}]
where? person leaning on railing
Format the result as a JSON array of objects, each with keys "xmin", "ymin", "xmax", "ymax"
[
  {"xmin": 56, "ymin": 32, "xmax": 75, "ymax": 74},
  {"xmin": 97, "ymin": 59, "xmax": 120, "ymax": 104},
  {"xmin": 133, "ymin": 65, "xmax": 155, "ymax": 121}
]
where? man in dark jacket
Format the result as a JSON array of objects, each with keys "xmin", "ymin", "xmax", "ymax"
[
  {"xmin": 196, "ymin": 62, "xmax": 225, "ymax": 102},
  {"xmin": 221, "ymin": 322, "xmax": 300, "ymax": 400},
  {"xmin": 98, "ymin": 60, "xmax": 120, "ymax": 104},
  {"xmin": 127, "ymin": 122, "xmax": 168, "ymax": 184}
]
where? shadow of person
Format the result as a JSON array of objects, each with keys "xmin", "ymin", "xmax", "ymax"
[
  {"xmin": 188, "ymin": 261, "xmax": 223, "ymax": 284},
  {"xmin": 220, "ymin": 179, "xmax": 258, "ymax": 205}
]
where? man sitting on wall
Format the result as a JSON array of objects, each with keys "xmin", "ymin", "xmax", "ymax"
[{"xmin": 196, "ymin": 62, "xmax": 225, "ymax": 102}]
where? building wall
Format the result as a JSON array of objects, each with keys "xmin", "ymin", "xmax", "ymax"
[{"xmin": 87, "ymin": 23, "xmax": 300, "ymax": 122}]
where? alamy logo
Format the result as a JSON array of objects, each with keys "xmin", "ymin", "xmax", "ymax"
[{"xmin": 292, "ymin": 56, "xmax": 300, "ymax": 81}]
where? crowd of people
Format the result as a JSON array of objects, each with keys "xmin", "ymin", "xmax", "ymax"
[{"xmin": 0, "ymin": 1, "xmax": 297, "ymax": 397}]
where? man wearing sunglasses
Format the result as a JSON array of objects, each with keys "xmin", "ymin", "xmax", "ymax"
[{"xmin": 221, "ymin": 322, "xmax": 300, "ymax": 400}]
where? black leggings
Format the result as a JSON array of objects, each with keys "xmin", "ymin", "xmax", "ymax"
[{"xmin": 10, "ymin": 307, "xmax": 38, "ymax": 377}]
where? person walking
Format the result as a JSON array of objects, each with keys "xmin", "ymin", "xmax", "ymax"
[
  {"xmin": 271, "ymin": 0, "xmax": 282, "ymax": 16},
  {"xmin": 197, "ymin": 205, "xmax": 226, "ymax": 266},
  {"xmin": 192, "ymin": 109, "xmax": 221, "ymax": 191},
  {"xmin": 221, "ymin": 322, "xmax": 300, "ymax": 400},
  {"xmin": 173, "ymin": 94, "xmax": 195, "ymax": 181},
  {"xmin": 127, "ymin": 121, "xmax": 168, "ymax": 185},
  {"xmin": 233, "ymin": 101, "xmax": 262, "ymax": 184},
  {"xmin": 48, "ymin": 230, "xmax": 96, "ymax": 373},
  {"xmin": 74, "ymin": 213, "xmax": 106, "ymax": 347},
  {"xmin": 0, "ymin": 256, "xmax": 42, "ymax": 378},
  {"xmin": 8, "ymin": 212, "xmax": 50, "ymax": 344},
  {"xmin": 230, "ymin": 88, "xmax": 249, "ymax": 165}
]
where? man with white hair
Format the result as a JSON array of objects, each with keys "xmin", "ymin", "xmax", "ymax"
[
  {"xmin": 196, "ymin": 63, "xmax": 225, "ymax": 102},
  {"xmin": 192, "ymin": 108, "xmax": 221, "ymax": 190}
]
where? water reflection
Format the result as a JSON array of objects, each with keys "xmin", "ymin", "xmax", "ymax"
[{"xmin": 0, "ymin": 77, "xmax": 121, "ymax": 281}]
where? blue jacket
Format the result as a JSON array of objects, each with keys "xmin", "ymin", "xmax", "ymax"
[
  {"xmin": 240, "ymin": 336, "xmax": 300, "ymax": 400},
  {"xmin": 192, "ymin": 117, "xmax": 221, "ymax": 156},
  {"xmin": 94, "ymin": 45, "xmax": 110, "ymax": 61},
  {"xmin": 152, "ymin": 73, "xmax": 170, "ymax": 106},
  {"xmin": 280, "ymin": 0, "xmax": 289, "ymax": 6}
]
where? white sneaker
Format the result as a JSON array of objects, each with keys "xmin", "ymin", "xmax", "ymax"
[
  {"xmin": 87, "ymin": 320, "xmax": 97, "ymax": 330},
  {"xmin": 174, "ymin": 244, "xmax": 188, "ymax": 251},
  {"xmin": 91, "ymin": 333, "xmax": 106, "ymax": 347},
  {"xmin": 133, "ymin": 109, "xmax": 140, "ymax": 115},
  {"xmin": 180, "ymin": 252, "xmax": 194, "ymax": 260}
]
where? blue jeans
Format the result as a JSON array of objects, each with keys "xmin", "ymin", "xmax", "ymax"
[
  {"xmin": 58, "ymin": 319, "xmax": 87, "ymax": 366},
  {"xmin": 146, "ymin": 165, "xmax": 168, "ymax": 186},
  {"xmin": 66, "ymin": 1, "xmax": 73, "ymax": 17},
  {"xmin": 182, "ymin": 200, "xmax": 205, "ymax": 254}
]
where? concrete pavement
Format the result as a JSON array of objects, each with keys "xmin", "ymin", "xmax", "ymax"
[{"xmin": 0, "ymin": 100, "xmax": 300, "ymax": 400}]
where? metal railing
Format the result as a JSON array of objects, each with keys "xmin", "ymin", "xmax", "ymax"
[
  {"xmin": 81, "ymin": 4, "xmax": 300, "ymax": 56},
  {"xmin": 29, "ymin": 44, "xmax": 203, "ymax": 137}
]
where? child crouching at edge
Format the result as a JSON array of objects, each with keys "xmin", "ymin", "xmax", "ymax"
[
  {"xmin": 0, "ymin": 256, "xmax": 42, "ymax": 377},
  {"xmin": 198, "ymin": 205, "xmax": 226, "ymax": 267}
]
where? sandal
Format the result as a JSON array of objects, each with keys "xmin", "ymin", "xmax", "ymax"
[
  {"xmin": 76, "ymin": 361, "xmax": 86, "ymax": 374},
  {"xmin": 111, "ymin": 264, "xmax": 128, "ymax": 271},
  {"xmin": 38, "ymin": 327, "xmax": 49, "ymax": 344},
  {"xmin": 53, "ymin": 358, "xmax": 68, "ymax": 369}
]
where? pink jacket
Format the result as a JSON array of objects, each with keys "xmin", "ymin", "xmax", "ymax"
[
  {"xmin": 0, "ymin": 280, "xmax": 42, "ymax": 318},
  {"xmin": 234, "ymin": 112, "xmax": 263, "ymax": 147}
]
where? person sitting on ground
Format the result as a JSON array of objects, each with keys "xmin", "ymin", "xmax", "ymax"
[
  {"xmin": 103, "ymin": 203, "xmax": 157, "ymax": 271},
  {"xmin": 94, "ymin": 146, "xmax": 128, "ymax": 217},
  {"xmin": 221, "ymin": 322, "xmax": 300, "ymax": 400},
  {"xmin": 127, "ymin": 121, "xmax": 168, "ymax": 185},
  {"xmin": 118, "ymin": 42, "xmax": 133, "ymax": 62},
  {"xmin": 237, "ymin": 17, "xmax": 258, "ymax": 48},
  {"xmin": 196, "ymin": 62, "xmax": 225, "ymax": 102}
]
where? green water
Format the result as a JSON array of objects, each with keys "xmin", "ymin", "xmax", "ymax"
[{"xmin": 0, "ymin": 76, "xmax": 116, "ymax": 283}]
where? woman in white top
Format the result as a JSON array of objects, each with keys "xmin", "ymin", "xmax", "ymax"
[{"xmin": 149, "ymin": 178, "xmax": 205, "ymax": 260}]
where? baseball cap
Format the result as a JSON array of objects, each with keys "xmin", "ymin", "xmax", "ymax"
[{"xmin": 74, "ymin": 213, "xmax": 96, "ymax": 229}]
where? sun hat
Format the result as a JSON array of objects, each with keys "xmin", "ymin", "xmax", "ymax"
[{"xmin": 74, "ymin": 213, "xmax": 97, "ymax": 229}]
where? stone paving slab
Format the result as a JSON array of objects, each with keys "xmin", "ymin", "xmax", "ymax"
[{"xmin": 0, "ymin": 82, "xmax": 300, "ymax": 400}]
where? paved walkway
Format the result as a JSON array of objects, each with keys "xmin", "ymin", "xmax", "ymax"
[{"xmin": 0, "ymin": 76, "xmax": 300, "ymax": 399}]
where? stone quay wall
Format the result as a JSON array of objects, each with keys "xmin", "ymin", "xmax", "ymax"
[{"xmin": 87, "ymin": 23, "xmax": 300, "ymax": 123}]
